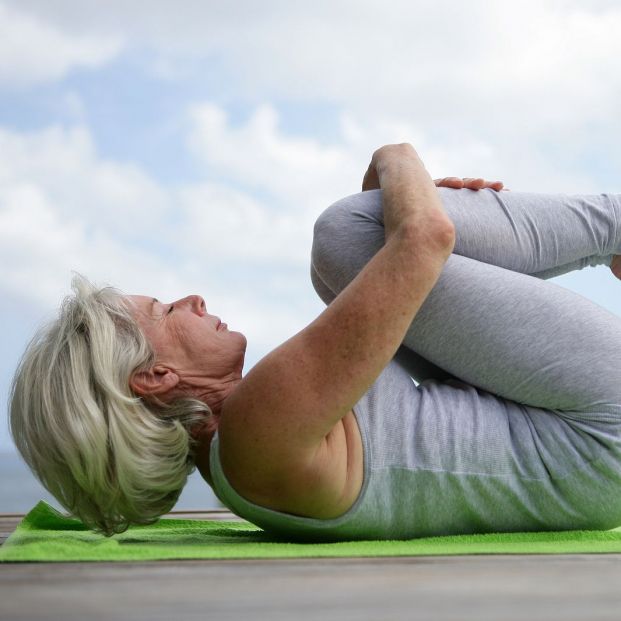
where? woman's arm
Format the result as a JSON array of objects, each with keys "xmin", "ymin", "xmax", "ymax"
[{"xmin": 218, "ymin": 144, "xmax": 455, "ymax": 498}]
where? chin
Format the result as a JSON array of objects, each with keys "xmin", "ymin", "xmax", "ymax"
[
  {"xmin": 234, "ymin": 335, "xmax": 248, "ymax": 372},
  {"xmin": 230, "ymin": 329, "xmax": 247, "ymax": 346}
]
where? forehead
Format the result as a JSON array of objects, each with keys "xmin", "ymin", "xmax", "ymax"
[{"xmin": 125, "ymin": 295, "xmax": 157, "ymax": 319}]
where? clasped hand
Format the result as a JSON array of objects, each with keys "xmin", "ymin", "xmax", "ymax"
[
  {"xmin": 361, "ymin": 144, "xmax": 506, "ymax": 192},
  {"xmin": 433, "ymin": 176, "xmax": 505, "ymax": 192}
]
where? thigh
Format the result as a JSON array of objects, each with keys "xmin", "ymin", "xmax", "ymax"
[
  {"xmin": 312, "ymin": 188, "xmax": 619, "ymax": 279},
  {"xmin": 405, "ymin": 252, "xmax": 621, "ymax": 420}
]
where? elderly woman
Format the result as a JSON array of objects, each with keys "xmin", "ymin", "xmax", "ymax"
[{"xmin": 10, "ymin": 143, "xmax": 621, "ymax": 540}]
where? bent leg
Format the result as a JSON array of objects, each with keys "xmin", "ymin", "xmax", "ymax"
[
  {"xmin": 313, "ymin": 188, "xmax": 620, "ymax": 283},
  {"xmin": 406, "ymin": 252, "xmax": 621, "ymax": 417},
  {"xmin": 311, "ymin": 188, "xmax": 621, "ymax": 418},
  {"xmin": 440, "ymin": 187, "xmax": 620, "ymax": 279}
]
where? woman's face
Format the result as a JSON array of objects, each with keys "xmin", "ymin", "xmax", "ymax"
[{"xmin": 127, "ymin": 294, "xmax": 247, "ymax": 389}]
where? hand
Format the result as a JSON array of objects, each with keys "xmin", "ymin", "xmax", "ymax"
[
  {"xmin": 362, "ymin": 143, "xmax": 426, "ymax": 192},
  {"xmin": 434, "ymin": 177, "xmax": 506, "ymax": 191},
  {"xmin": 361, "ymin": 143, "xmax": 455, "ymax": 242}
]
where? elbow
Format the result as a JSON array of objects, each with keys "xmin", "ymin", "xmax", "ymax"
[
  {"xmin": 397, "ymin": 215, "xmax": 456, "ymax": 256},
  {"xmin": 435, "ymin": 219, "xmax": 457, "ymax": 251}
]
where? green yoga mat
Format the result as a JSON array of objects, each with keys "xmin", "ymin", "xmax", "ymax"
[{"xmin": 3, "ymin": 501, "xmax": 621, "ymax": 562}]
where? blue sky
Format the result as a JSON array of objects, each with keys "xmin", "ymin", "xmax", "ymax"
[{"xmin": 1, "ymin": 0, "xmax": 621, "ymax": 456}]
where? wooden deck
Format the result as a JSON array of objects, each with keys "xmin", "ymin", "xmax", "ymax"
[{"xmin": 2, "ymin": 512, "xmax": 621, "ymax": 620}]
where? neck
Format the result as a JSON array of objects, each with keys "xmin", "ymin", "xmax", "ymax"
[
  {"xmin": 199, "ymin": 383, "xmax": 237, "ymax": 417},
  {"xmin": 183, "ymin": 374, "xmax": 243, "ymax": 418},
  {"xmin": 193, "ymin": 416, "xmax": 219, "ymax": 487},
  {"xmin": 191, "ymin": 376, "xmax": 242, "ymax": 487}
]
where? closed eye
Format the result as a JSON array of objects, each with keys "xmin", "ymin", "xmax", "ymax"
[{"xmin": 167, "ymin": 305, "xmax": 174, "ymax": 314}]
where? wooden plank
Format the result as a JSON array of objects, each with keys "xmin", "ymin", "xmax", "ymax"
[
  {"xmin": 1, "ymin": 554, "xmax": 621, "ymax": 620},
  {"xmin": 3, "ymin": 510, "xmax": 621, "ymax": 620},
  {"xmin": 164, "ymin": 509, "xmax": 240, "ymax": 521},
  {"xmin": 4, "ymin": 510, "xmax": 621, "ymax": 619},
  {"xmin": 0, "ymin": 516, "xmax": 21, "ymax": 545}
]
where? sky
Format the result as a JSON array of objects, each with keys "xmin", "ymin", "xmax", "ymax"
[{"xmin": 1, "ymin": 0, "xmax": 621, "ymax": 454}]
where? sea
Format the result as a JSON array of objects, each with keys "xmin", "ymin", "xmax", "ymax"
[{"xmin": 0, "ymin": 451, "xmax": 222, "ymax": 514}]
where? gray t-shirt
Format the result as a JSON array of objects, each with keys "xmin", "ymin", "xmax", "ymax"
[
  {"xmin": 209, "ymin": 357, "xmax": 621, "ymax": 542},
  {"xmin": 210, "ymin": 187, "xmax": 621, "ymax": 541}
]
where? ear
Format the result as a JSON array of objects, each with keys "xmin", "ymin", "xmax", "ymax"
[{"xmin": 130, "ymin": 365, "xmax": 180, "ymax": 398}]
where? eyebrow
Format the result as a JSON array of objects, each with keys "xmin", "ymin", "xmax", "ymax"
[{"xmin": 151, "ymin": 298, "xmax": 159, "ymax": 315}]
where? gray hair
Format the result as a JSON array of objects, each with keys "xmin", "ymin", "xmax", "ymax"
[{"xmin": 9, "ymin": 274, "xmax": 211, "ymax": 536}]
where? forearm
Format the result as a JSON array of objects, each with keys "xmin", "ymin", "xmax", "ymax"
[
  {"xmin": 301, "ymin": 224, "xmax": 452, "ymax": 437},
  {"xmin": 310, "ymin": 263, "xmax": 459, "ymax": 383}
]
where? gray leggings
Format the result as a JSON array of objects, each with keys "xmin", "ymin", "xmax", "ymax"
[{"xmin": 311, "ymin": 187, "xmax": 621, "ymax": 433}]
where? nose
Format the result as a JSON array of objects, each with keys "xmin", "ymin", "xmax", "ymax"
[{"xmin": 176, "ymin": 295, "xmax": 206, "ymax": 316}]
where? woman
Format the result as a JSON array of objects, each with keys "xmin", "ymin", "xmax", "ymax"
[{"xmin": 10, "ymin": 144, "xmax": 621, "ymax": 540}]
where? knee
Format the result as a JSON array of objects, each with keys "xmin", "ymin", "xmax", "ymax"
[{"xmin": 311, "ymin": 190, "xmax": 385, "ymax": 277}]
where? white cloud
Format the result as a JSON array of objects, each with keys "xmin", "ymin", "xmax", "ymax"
[
  {"xmin": 187, "ymin": 101, "xmax": 496, "ymax": 207},
  {"xmin": 187, "ymin": 103, "xmax": 358, "ymax": 213},
  {"xmin": 4, "ymin": 0, "xmax": 621, "ymax": 191},
  {"xmin": 0, "ymin": 125, "xmax": 168, "ymax": 237},
  {"xmin": 0, "ymin": 125, "xmax": 181, "ymax": 306},
  {"xmin": 60, "ymin": 91, "xmax": 87, "ymax": 121},
  {"xmin": 8, "ymin": 2, "xmax": 620, "ymax": 90},
  {"xmin": 2, "ymin": 1, "xmax": 620, "ymax": 461},
  {"xmin": 0, "ymin": 2, "xmax": 122, "ymax": 88},
  {"xmin": 2, "ymin": 0, "xmax": 621, "ymax": 447},
  {"xmin": 186, "ymin": 99, "xmax": 598, "ymax": 204},
  {"xmin": 12, "ymin": 1, "xmax": 621, "ymax": 136},
  {"xmin": 0, "ymin": 95, "xmax": 609, "ymax": 359},
  {"xmin": 0, "ymin": 103, "xmax": 507, "ymax": 323},
  {"xmin": 0, "ymin": 180, "xmax": 165, "ymax": 309},
  {"xmin": 175, "ymin": 182, "xmax": 311, "ymax": 265},
  {"xmin": 0, "ymin": 121, "xmax": 328, "ymax": 378}
]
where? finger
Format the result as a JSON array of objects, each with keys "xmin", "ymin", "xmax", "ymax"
[
  {"xmin": 434, "ymin": 177, "xmax": 464, "ymax": 189},
  {"xmin": 463, "ymin": 177, "xmax": 486, "ymax": 190},
  {"xmin": 487, "ymin": 181, "xmax": 504, "ymax": 191}
]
